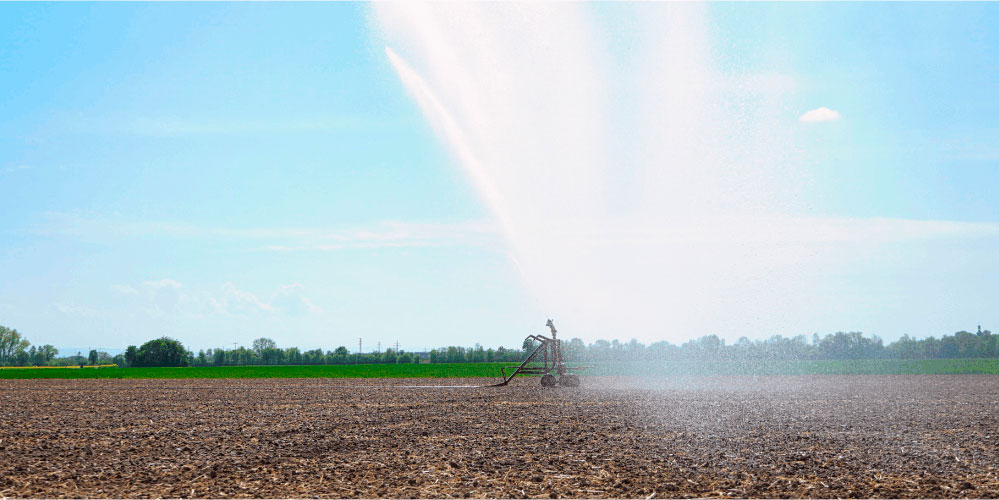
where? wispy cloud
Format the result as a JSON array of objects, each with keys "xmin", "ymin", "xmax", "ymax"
[
  {"xmin": 34, "ymin": 212, "xmax": 502, "ymax": 251},
  {"xmin": 2, "ymin": 164, "xmax": 33, "ymax": 173},
  {"xmin": 109, "ymin": 284, "xmax": 138, "ymax": 295},
  {"xmin": 271, "ymin": 283, "xmax": 323, "ymax": 315},
  {"xmin": 726, "ymin": 72, "xmax": 797, "ymax": 95},
  {"xmin": 110, "ymin": 278, "xmax": 322, "ymax": 318},
  {"xmin": 799, "ymin": 106, "xmax": 841, "ymax": 123},
  {"xmin": 130, "ymin": 116, "xmax": 386, "ymax": 137},
  {"xmin": 211, "ymin": 282, "xmax": 276, "ymax": 315},
  {"xmin": 624, "ymin": 214, "xmax": 999, "ymax": 246},
  {"xmin": 261, "ymin": 220, "xmax": 500, "ymax": 252},
  {"xmin": 54, "ymin": 302, "xmax": 101, "ymax": 317},
  {"xmin": 937, "ymin": 129, "xmax": 999, "ymax": 161},
  {"xmin": 33, "ymin": 211, "xmax": 999, "ymax": 254},
  {"xmin": 56, "ymin": 114, "xmax": 408, "ymax": 138},
  {"xmin": 141, "ymin": 278, "xmax": 182, "ymax": 290}
]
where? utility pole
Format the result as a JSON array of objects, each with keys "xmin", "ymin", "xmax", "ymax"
[
  {"xmin": 358, "ymin": 338, "xmax": 363, "ymax": 354},
  {"xmin": 377, "ymin": 341, "xmax": 381, "ymax": 353},
  {"xmin": 394, "ymin": 341, "xmax": 400, "ymax": 353}
]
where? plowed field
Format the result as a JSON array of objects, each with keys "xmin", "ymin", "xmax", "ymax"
[{"xmin": 2, "ymin": 375, "xmax": 998, "ymax": 498}]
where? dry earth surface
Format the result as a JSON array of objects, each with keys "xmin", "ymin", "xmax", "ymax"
[{"xmin": 2, "ymin": 375, "xmax": 998, "ymax": 498}]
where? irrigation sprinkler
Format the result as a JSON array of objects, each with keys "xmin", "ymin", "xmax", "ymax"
[{"xmin": 492, "ymin": 319, "xmax": 586, "ymax": 387}]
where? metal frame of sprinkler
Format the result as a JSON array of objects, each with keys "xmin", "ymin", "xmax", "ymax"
[{"xmin": 493, "ymin": 319, "xmax": 586, "ymax": 387}]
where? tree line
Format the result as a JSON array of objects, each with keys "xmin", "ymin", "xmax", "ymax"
[
  {"xmin": 185, "ymin": 337, "xmax": 423, "ymax": 367},
  {"xmin": 0, "ymin": 325, "xmax": 111, "ymax": 367},
  {"xmin": 550, "ymin": 328, "xmax": 998, "ymax": 363},
  {"xmin": 1, "ymin": 323, "xmax": 996, "ymax": 367}
]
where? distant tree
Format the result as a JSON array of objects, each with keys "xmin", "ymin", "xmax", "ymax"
[
  {"xmin": 382, "ymin": 349, "xmax": 398, "ymax": 364},
  {"xmin": 233, "ymin": 347, "xmax": 253, "ymax": 365},
  {"xmin": 31, "ymin": 345, "xmax": 58, "ymax": 366},
  {"xmin": 681, "ymin": 335, "xmax": 724, "ymax": 360},
  {"xmin": 494, "ymin": 346, "xmax": 512, "ymax": 362},
  {"xmin": 124, "ymin": 345, "xmax": 138, "ymax": 367},
  {"xmin": 88, "ymin": 349, "xmax": 99, "ymax": 365},
  {"xmin": 133, "ymin": 337, "xmax": 190, "ymax": 367},
  {"xmin": 888, "ymin": 334, "xmax": 921, "ymax": 359},
  {"xmin": 213, "ymin": 348, "xmax": 227, "ymax": 366},
  {"xmin": 252, "ymin": 338, "xmax": 277, "ymax": 355},
  {"xmin": 303, "ymin": 348, "xmax": 323, "ymax": 364},
  {"xmin": 647, "ymin": 341, "xmax": 679, "ymax": 361},
  {"xmin": 0, "ymin": 325, "xmax": 30, "ymax": 365},
  {"xmin": 564, "ymin": 338, "xmax": 586, "ymax": 361},
  {"xmin": 522, "ymin": 338, "xmax": 538, "ymax": 355},
  {"xmin": 331, "ymin": 346, "xmax": 349, "ymax": 365},
  {"xmin": 260, "ymin": 347, "xmax": 284, "ymax": 365},
  {"xmin": 13, "ymin": 349, "xmax": 30, "ymax": 366},
  {"xmin": 446, "ymin": 346, "xmax": 465, "ymax": 363},
  {"xmin": 468, "ymin": 345, "xmax": 486, "ymax": 363},
  {"xmin": 589, "ymin": 340, "xmax": 611, "ymax": 361}
]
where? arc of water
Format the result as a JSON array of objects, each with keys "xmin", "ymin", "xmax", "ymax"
[{"xmin": 385, "ymin": 47, "xmax": 521, "ymax": 250}]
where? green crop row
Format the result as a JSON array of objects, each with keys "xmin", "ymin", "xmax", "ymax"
[
  {"xmin": 2, "ymin": 358, "xmax": 999, "ymax": 379},
  {"xmin": 585, "ymin": 358, "xmax": 999, "ymax": 376},
  {"xmin": 0, "ymin": 363, "xmax": 512, "ymax": 379}
]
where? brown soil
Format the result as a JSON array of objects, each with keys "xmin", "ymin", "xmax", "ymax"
[{"xmin": 2, "ymin": 375, "xmax": 998, "ymax": 498}]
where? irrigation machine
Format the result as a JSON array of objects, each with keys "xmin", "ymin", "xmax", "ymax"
[{"xmin": 493, "ymin": 319, "xmax": 586, "ymax": 387}]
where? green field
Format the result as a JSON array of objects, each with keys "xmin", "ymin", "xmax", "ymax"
[
  {"xmin": 2, "ymin": 358, "xmax": 999, "ymax": 379},
  {"xmin": 586, "ymin": 358, "xmax": 999, "ymax": 376},
  {"xmin": 0, "ymin": 363, "xmax": 509, "ymax": 379}
]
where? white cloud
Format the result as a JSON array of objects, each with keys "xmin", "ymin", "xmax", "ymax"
[
  {"xmin": 110, "ymin": 284, "xmax": 138, "ymax": 295},
  {"xmin": 2, "ymin": 164, "xmax": 33, "ymax": 173},
  {"xmin": 799, "ymin": 106, "xmax": 841, "ymax": 123}
]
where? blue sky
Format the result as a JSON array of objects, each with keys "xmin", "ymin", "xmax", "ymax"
[{"xmin": 1, "ymin": 3, "xmax": 997, "ymax": 353}]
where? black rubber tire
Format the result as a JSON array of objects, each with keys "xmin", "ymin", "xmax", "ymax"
[
  {"xmin": 540, "ymin": 374, "xmax": 557, "ymax": 387},
  {"xmin": 559, "ymin": 374, "xmax": 580, "ymax": 387}
]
